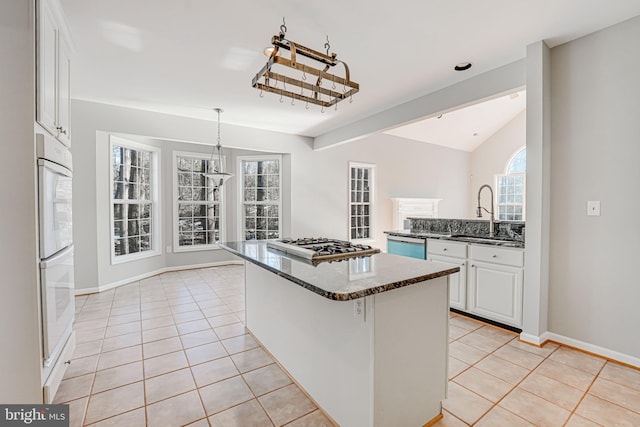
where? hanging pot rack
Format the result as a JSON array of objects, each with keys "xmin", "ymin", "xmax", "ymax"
[{"xmin": 252, "ymin": 20, "xmax": 359, "ymax": 109}]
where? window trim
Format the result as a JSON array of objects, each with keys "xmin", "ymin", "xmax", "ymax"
[
  {"xmin": 495, "ymin": 146, "xmax": 526, "ymax": 221},
  {"xmin": 348, "ymin": 161, "xmax": 376, "ymax": 243},
  {"xmin": 109, "ymin": 136, "xmax": 161, "ymax": 265},
  {"xmin": 172, "ymin": 150, "xmax": 226, "ymax": 253},
  {"xmin": 237, "ymin": 155, "xmax": 282, "ymax": 241}
]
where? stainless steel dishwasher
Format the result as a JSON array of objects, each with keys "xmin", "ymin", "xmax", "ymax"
[{"xmin": 386, "ymin": 235, "xmax": 427, "ymax": 259}]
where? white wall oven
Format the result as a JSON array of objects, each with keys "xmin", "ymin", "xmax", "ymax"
[{"xmin": 37, "ymin": 133, "xmax": 74, "ymax": 370}]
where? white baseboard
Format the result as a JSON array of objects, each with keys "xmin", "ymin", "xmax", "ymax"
[
  {"xmin": 520, "ymin": 331, "xmax": 639, "ymax": 368},
  {"xmin": 74, "ymin": 260, "xmax": 244, "ymax": 296},
  {"xmin": 518, "ymin": 331, "xmax": 550, "ymax": 346}
]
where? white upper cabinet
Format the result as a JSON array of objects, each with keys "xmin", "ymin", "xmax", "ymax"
[{"xmin": 37, "ymin": 0, "xmax": 72, "ymax": 147}]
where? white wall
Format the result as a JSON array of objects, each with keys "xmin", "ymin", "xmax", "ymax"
[
  {"xmin": 469, "ymin": 111, "xmax": 526, "ymax": 219},
  {"xmin": 71, "ymin": 100, "xmax": 305, "ymax": 292},
  {"xmin": 72, "ymin": 101, "xmax": 471, "ymax": 291},
  {"xmin": 0, "ymin": 0, "xmax": 44, "ymax": 402},
  {"xmin": 548, "ymin": 15, "xmax": 640, "ymax": 359},
  {"xmin": 290, "ymin": 132, "xmax": 470, "ymax": 244}
]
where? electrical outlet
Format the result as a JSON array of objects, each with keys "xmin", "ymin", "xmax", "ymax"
[
  {"xmin": 353, "ymin": 299, "xmax": 365, "ymax": 322},
  {"xmin": 587, "ymin": 201, "xmax": 601, "ymax": 216}
]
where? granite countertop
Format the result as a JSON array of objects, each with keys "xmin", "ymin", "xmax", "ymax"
[
  {"xmin": 220, "ymin": 241, "xmax": 459, "ymax": 301},
  {"xmin": 385, "ymin": 230, "xmax": 525, "ymax": 249}
]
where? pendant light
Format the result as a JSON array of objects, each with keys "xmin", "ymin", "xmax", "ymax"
[{"xmin": 204, "ymin": 108, "xmax": 233, "ymax": 188}]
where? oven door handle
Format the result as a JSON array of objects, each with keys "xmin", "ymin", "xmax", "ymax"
[
  {"xmin": 38, "ymin": 158, "xmax": 72, "ymax": 178},
  {"xmin": 40, "ymin": 245, "xmax": 74, "ymax": 268}
]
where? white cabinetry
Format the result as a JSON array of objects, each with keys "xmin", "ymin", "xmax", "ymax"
[
  {"xmin": 427, "ymin": 238, "xmax": 525, "ymax": 328},
  {"xmin": 37, "ymin": 0, "xmax": 72, "ymax": 147},
  {"xmin": 427, "ymin": 239, "xmax": 468, "ymax": 310},
  {"xmin": 468, "ymin": 245, "xmax": 524, "ymax": 327}
]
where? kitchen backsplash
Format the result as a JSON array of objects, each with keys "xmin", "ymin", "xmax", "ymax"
[{"xmin": 408, "ymin": 218, "xmax": 525, "ymax": 242}]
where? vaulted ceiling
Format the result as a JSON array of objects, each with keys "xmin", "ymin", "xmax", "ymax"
[{"xmin": 60, "ymin": 0, "xmax": 640, "ymax": 145}]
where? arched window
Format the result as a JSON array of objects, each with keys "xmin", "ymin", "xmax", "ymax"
[{"xmin": 496, "ymin": 147, "xmax": 525, "ymax": 221}]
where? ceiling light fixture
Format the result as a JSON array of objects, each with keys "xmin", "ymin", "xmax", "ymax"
[
  {"xmin": 204, "ymin": 108, "xmax": 233, "ymax": 188},
  {"xmin": 252, "ymin": 18, "xmax": 359, "ymax": 110},
  {"xmin": 454, "ymin": 62, "xmax": 472, "ymax": 71}
]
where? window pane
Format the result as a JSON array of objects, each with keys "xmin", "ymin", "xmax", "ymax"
[
  {"xmin": 179, "ymin": 219, "xmax": 193, "ymax": 232},
  {"xmin": 178, "ymin": 172, "xmax": 191, "ymax": 187},
  {"xmin": 140, "ymin": 235, "xmax": 151, "ymax": 251},
  {"xmin": 507, "ymin": 148, "xmax": 526, "ymax": 174},
  {"xmin": 175, "ymin": 154, "xmax": 223, "ymax": 247},
  {"xmin": 178, "ymin": 187, "xmax": 192, "ymax": 201},
  {"xmin": 348, "ymin": 165, "xmax": 374, "ymax": 240},
  {"xmin": 140, "ymin": 204, "xmax": 151, "ymax": 219},
  {"xmin": 113, "ymin": 182, "xmax": 124, "ymax": 199},
  {"xmin": 245, "ymin": 217, "xmax": 256, "ymax": 230},
  {"xmin": 127, "ymin": 237, "xmax": 140, "ymax": 253},
  {"xmin": 179, "ymin": 232, "xmax": 193, "ymax": 246},
  {"xmin": 241, "ymin": 158, "xmax": 280, "ymax": 240},
  {"xmin": 497, "ymin": 168, "xmax": 525, "ymax": 221},
  {"xmin": 114, "ymin": 220, "xmax": 124, "ymax": 238},
  {"xmin": 112, "ymin": 143, "xmax": 157, "ymax": 258},
  {"xmin": 141, "ymin": 220, "xmax": 150, "ymax": 235},
  {"xmin": 177, "ymin": 156, "xmax": 191, "ymax": 172}
]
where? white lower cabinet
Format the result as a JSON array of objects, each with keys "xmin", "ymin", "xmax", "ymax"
[
  {"xmin": 429, "ymin": 255, "xmax": 467, "ymax": 310},
  {"xmin": 428, "ymin": 239, "xmax": 524, "ymax": 328},
  {"xmin": 468, "ymin": 261, "xmax": 523, "ymax": 327},
  {"xmin": 427, "ymin": 239, "xmax": 468, "ymax": 311}
]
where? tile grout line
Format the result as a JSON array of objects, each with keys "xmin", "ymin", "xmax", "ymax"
[
  {"xmin": 187, "ymin": 275, "xmax": 228, "ymax": 425},
  {"xmin": 79, "ymin": 293, "xmax": 112, "ymax": 427},
  {"xmin": 560, "ymin": 360, "xmax": 607, "ymax": 427},
  {"xmin": 460, "ymin": 333, "xmax": 617, "ymax": 426},
  {"xmin": 447, "ymin": 319, "xmax": 560, "ymax": 426},
  {"xmin": 568, "ymin": 361, "xmax": 640, "ymax": 422},
  {"xmin": 451, "ymin": 335, "xmax": 532, "ymax": 425}
]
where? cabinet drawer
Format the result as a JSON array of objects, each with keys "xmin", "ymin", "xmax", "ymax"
[
  {"xmin": 427, "ymin": 239, "xmax": 467, "ymax": 258},
  {"xmin": 469, "ymin": 244, "xmax": 524, "ymax": 267}
]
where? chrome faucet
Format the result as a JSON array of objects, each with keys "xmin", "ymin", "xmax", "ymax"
[{"xmin": 476, "ymin": 184, "xmax": 495, "ymax": 237}]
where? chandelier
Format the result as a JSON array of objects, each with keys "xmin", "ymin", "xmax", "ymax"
[
  {"xmin": 252, "ymin": 19, "xmax": 359, "ymax": 111},
  {"xmin": 204, "ymin": 108, "xmax": 233, "ymax": 188}
]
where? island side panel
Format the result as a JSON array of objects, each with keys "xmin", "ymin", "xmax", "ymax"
[
  {"xmin": 245, "ymin": 262, "xmax": 374, "ymax": 427},
  {"xmin": 373, "ymin": 276, "xmax": 449, "ymax": 426}
]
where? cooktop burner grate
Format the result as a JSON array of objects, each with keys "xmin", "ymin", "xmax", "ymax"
[{"xmin": 267, "ymin": 238, "xmax": 380, "ymax": 262}]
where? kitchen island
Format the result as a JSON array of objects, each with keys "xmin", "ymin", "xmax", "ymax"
[{"xmin": 221, "ymin": 240, "xmax": 459, "ymax": 427}]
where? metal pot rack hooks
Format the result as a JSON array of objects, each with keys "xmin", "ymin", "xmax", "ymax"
[{"xmin": 252, "ymin": 17, "xmax": 359, "ymax": 111}]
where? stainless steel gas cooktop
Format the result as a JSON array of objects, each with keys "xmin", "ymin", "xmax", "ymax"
[{"xmin": 266, "ymin": 238, "xmax": 380, "ymax": 262}]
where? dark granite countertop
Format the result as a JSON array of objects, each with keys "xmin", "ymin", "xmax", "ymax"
[
  {"xmin": 220, "ymin": 241, "xmax": 459, "ymax": 301},
  {"xmin": 385, "ymin": 230, "xmax": 525, "ymax": 249}
]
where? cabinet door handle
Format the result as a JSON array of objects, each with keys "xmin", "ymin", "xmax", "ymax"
[
  {"xmin": 492, "ymin": 254, "xmax": 497, "ymax": 258},
  {"xmin": 471, "ymin": 264, "xmax": 475, "ymax": 267},
  {"xmin": 461, "ymin": 263, "xmax": 465, "ymax": 266},
  {"xmin": 56, "ymin": 126, "xmax": 67, "ymax": 135},
  {"xmin": 443, "ymin": 248, "xmax": 447, "ymax": 251}
]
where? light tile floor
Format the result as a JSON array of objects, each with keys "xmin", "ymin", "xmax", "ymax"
[
  {"xmin": 56, "ymin": 265, "xmax": 640, "ymax": 426},
  {"xmin": 438, "ymin": 314, "xmax": 640, "ymax": 426},
  {"xmin": 57, "ymin": 265, "xmax": 334, "ymax": 427}
]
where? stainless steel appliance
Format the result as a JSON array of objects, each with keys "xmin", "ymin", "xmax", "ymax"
[
  {"xmin": 37, "ymin": 133, "xmax": 74, "ymax": 371},
  {"xmin": 267, "ymin": 238, "xmax": 380, "ymax": 262},
  {"xmin": 386, "ymin": 235, "xmax": 427, "ymax": 259}
]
